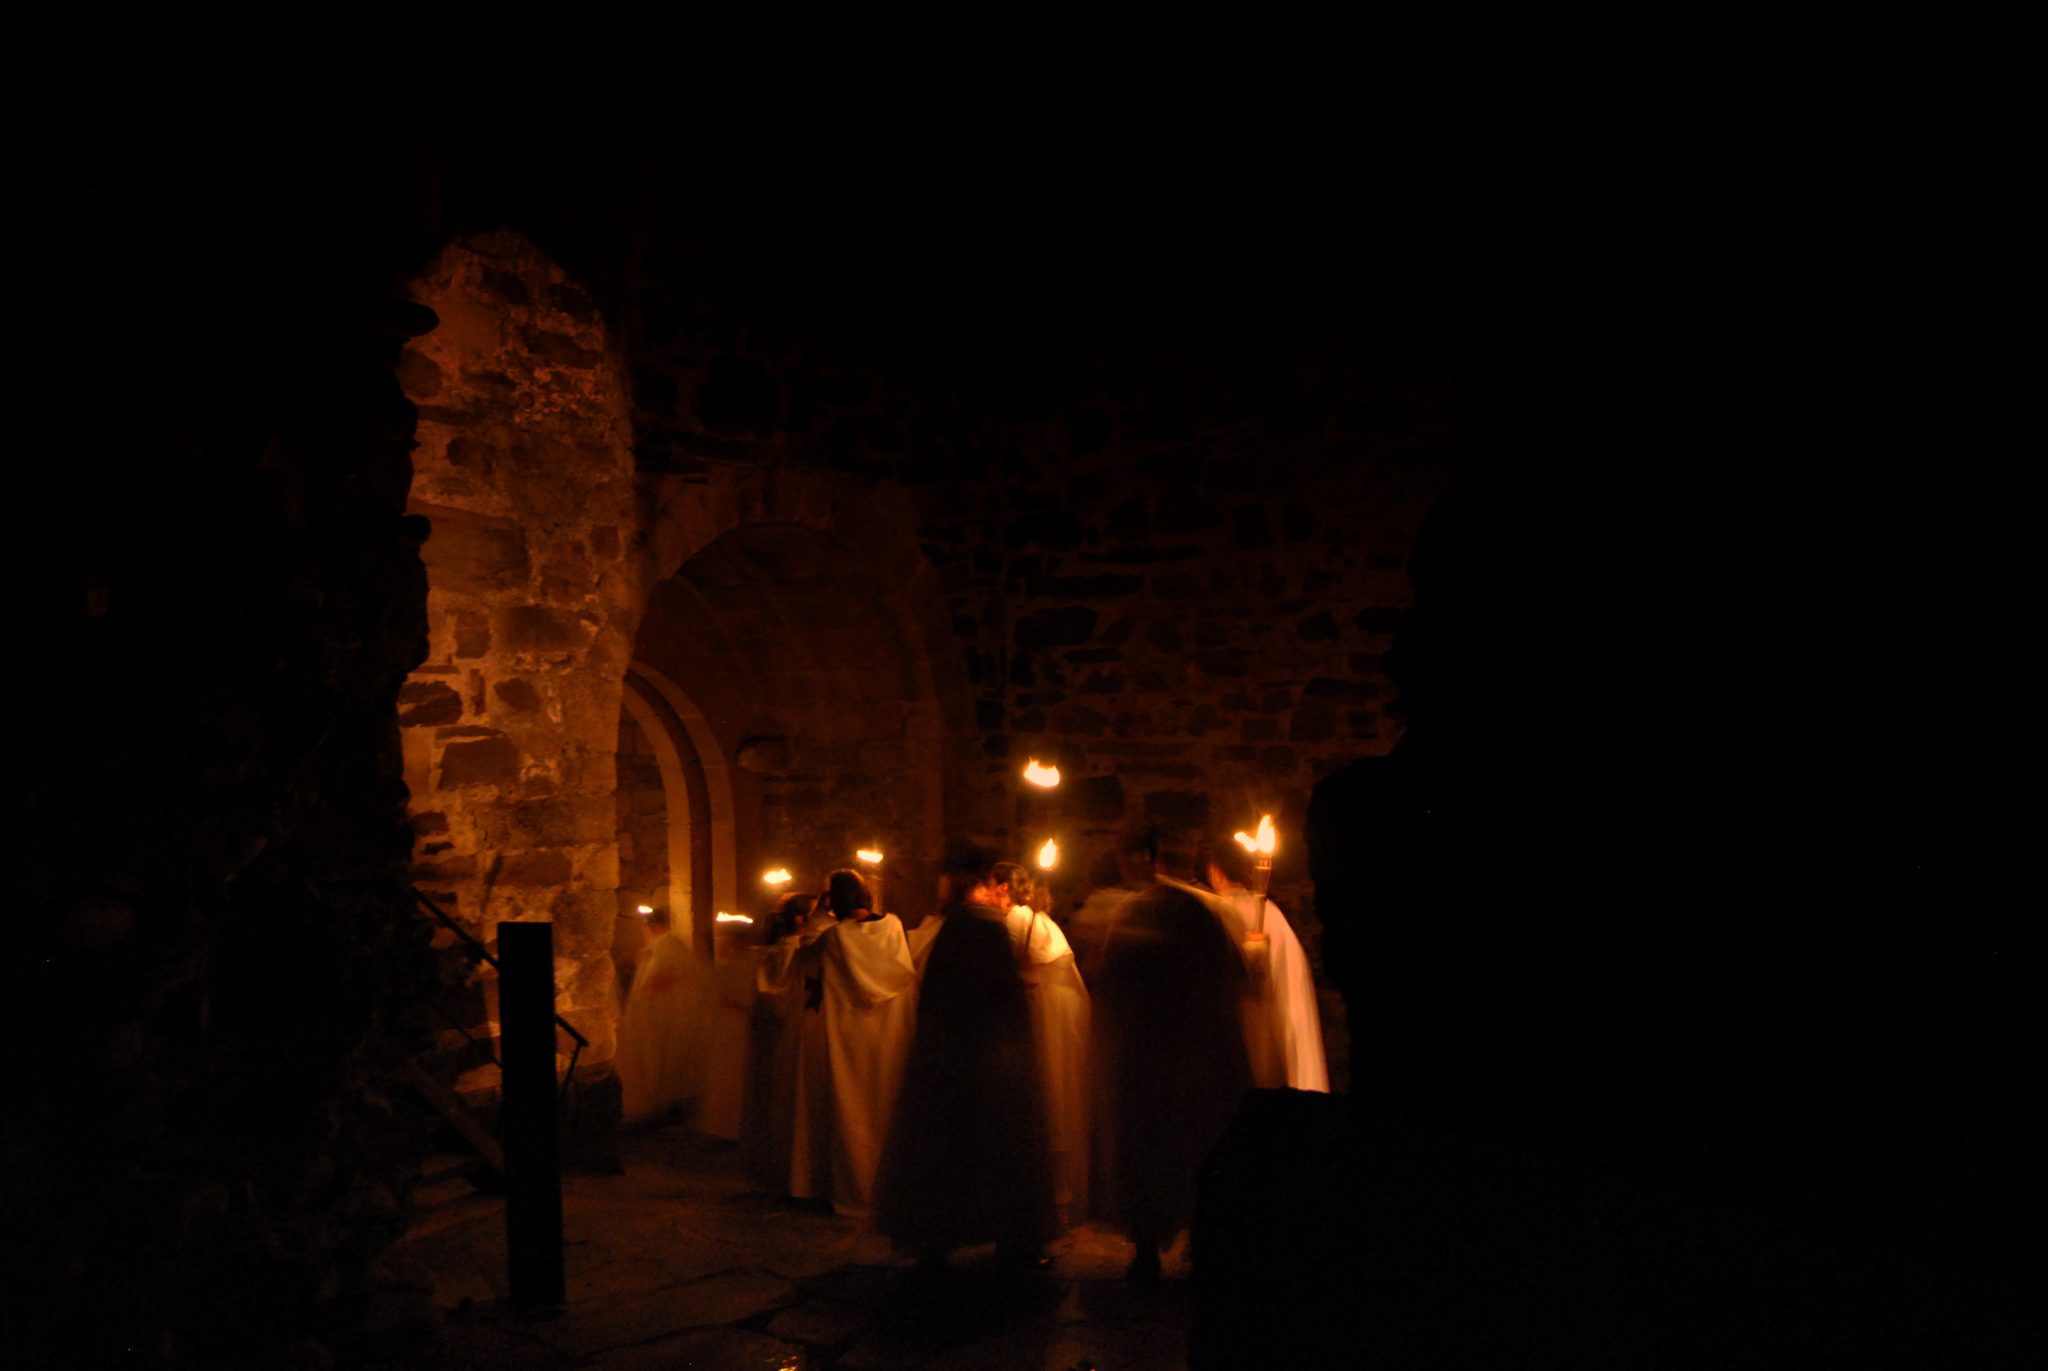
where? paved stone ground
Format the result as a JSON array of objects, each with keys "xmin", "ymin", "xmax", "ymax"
[{"xmin": 385, "ymin": 1128, "xmax": 1191, "ymax": 1369}]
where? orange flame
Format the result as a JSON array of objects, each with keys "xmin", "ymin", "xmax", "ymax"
[
  {"xmin": 762, "ymin": 868, "xmax": 792, "ymax": 887},
  {"xmin": 856, "ymin": 848, "xmax": 884, "ymax": 865},
  {"xmin": 1233, "ymin": 814, "xmax": 1279, "ymax": 857},
  {"xmin": 635, "ymin": 904, "xmax": 655, "ymax": 915},
  {"xmin": 1036, "ymin": 838, "xmax": 1059, "ymax": 870},
  {"xmin": 1022, "ymin": 758, "xmax": 1061, "ymax": 789},
  {"xmin": 715, "ymin": 911, "xmax": 754, "ymax": 924}
]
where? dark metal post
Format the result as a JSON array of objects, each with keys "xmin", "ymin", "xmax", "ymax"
[{"xmin": 499, "ymin": 920, "xmax": 565, "ymax": 1311}]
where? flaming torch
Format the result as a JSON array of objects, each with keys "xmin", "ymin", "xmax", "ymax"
[
  {"xmin": 855, "ymin": 847, "xmax": 884, "ymax": 916},
  {"xmin": 1035, "ymin": 837, "xmax": 1059, "ymax": 871},
  {"xmin": 1232, "ymin": 814, "xmax": 1278, "ymax": 933},
  {"xmin": 762, "ymin": 868, "xmax": 792, "ymax": 889},
  {"xmin": 1022, "ymin": 758, "xmax": 1061, "ymax": 789}
]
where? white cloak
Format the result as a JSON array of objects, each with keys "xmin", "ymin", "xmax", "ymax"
[
  {"xmin": 1007, "ymin": 905, "xmax": 1093, "ymax": 1222},
  {"xmin": 789, "ymin": 914, "xmax": 918, "ymax": 1214},
  {"xmin": 1213, "ymin": 889, "xmax": 1330, "ymax": 1093},
  {"xmin": 615, "ymin": 930, "xmax": 714, "ymax": 1121}
]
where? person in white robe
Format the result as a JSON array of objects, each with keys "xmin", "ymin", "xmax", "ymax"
[
  {"xmin": 744, "ymin": 893, "xmax": 813, "ymax": 1187},
  {"xmin": 700, "ymin": 910, "xmax": 767, "ymax": 1140},
  {"xmin": 1193, "ymin": 840, "xmax": 1330, "ymax": 1093},
  {"xmin": 615, "ymin": 907, "xmax": 714, "ymax": 1121},
  {"xmin": 992, "ymin": 861, "xmax": 1092, "ymax": 1225},
  {"xmin": 789, "ymin": 871, "xmax": 917, "ymax": 1215},
  {"xmin": 1068, "ymin": 823, "xmax": 1161, "ymax": 984}
]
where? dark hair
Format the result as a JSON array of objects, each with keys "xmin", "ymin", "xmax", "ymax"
[
  {"xmin": 1117, "ymin": 821, "xmax": 1160, "ymax": 864},
  {"xmin": 990, "ymin": 861, "xmax": 1030, "ymax": 899},
  {"xmin": 826, "ymin": 869, "xmax": 872, "ymax": 918},
  {"xmin": 1205, "ymin": 836, "xmax": 1255, "ymax": 887},
  {"xmin": 940, "ymin": 839, "xmax": 993, "ymax": 886},
  {"xmin": 768, "ymin": 892, "xmax": 813, "ymax": 940}
]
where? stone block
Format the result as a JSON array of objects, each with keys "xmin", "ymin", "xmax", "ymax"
[
  {"xmin": 495, "ymin": 848, "xmax": 573, "ymax": 886},
  {"xmin": 437, "ymin": 735, "xmax": 521, "ymax": 788},
  {"xmin": 491, "ymin": 678, "xmax": 541, "ymax": 713},
  {"xmin": 496, "ymin": 604, "xmax": 589, "ymax": 653},
  {"xmin": 1075, "ymin": 774, "xmax": 1126, "ymax": 821},
  {"xmin": 1289, "ymin": 702, "xmax": 1339, "ymax": 742},
  {"xmin": 398, "ymin": 681, "xmax": 463, "ymax": 727},
  {"xmin": 1145, "ymin": 789, "xmax": 1211, "ymax": 825},
  {"xmin": 1297, "ymin": 610, "xmax": 1340, "ymax": 642},
  {"xmin": 1352, "ymin": 606, "xmax": 1403, "ymax": 634},
  {"xmin": 1015, "ymin": 606, "xmax": 1098, "ymax": 649},
  {"xmin": 1006, "ymin": 511, "xmax": 1086, "ymax": 548},
  {"xmin": 736, "ymin": 736, "xmax": 792, "ymax": 774},
  {"xmin": 1055, "ymin": 703, "xmax": 1110, "ymax": 736},
  {"xmin": 414, "ymin": 502, "xmax": 530, "ymax": 595},
  {"xmin": 452, "ymin": 610, "xmax": 490, "ymax": 658}
]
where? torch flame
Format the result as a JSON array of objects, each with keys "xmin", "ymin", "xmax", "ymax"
[
  {"xmin": 635, "ymin": 904, "xmax": 655, "ymax": 915},
  {"xmin": 715, "ymin": 911, "xmax": 755, "ymax": 924},
  {"xmin": 1233, "ymin": 814, "xmax": 1279, "ymax": 857},
  {"xmin": 855, "ymin": 848, "xmax": 884, "ymax": 865},
  {"xmin": 762, "ymin": 868, "xmax": 792, "ymax": 887},
  {"xmin": 1036, "ymin": 838, "xmax": 1059, "ymax": 870},
  {"xmin": 1022, "ymin": 758, "xmax": 1062, "ymax": 789}
]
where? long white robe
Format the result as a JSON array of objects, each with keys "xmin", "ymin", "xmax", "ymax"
[
  {"xmin": 1007, "ymin": 905, "xmax": 1092, "ymax": 1223},
  {"xmin": 1210, "ymin": 888, "xmax": 1330, "ymax": 1093},
  {"xmin": 699, "ymin": 928, "xmax": 762, "ymax": 1140},
  {"xmin": 615, "ymin": 930, "xmax": 714, "ymax": 1121},
  {"xmin": 745, "ymin": 933, "xmax": 806, "ymax": 1187},
  {"xmin": 790, "ymin": 914, "xmax": 917, "ymax": 1214}
]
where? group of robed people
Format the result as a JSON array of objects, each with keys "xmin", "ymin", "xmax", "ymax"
[{"xmin": 615, "ymin": 823, "xmax": 1327, "ymax": 1280}]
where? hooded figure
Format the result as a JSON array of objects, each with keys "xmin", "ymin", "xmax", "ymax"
[
  {"xmin": 874, "ymin": 846, "xmax": 1060, "ymax": 1264},
  {"xmin": 615, "ymin": 908, "xmax": 714, "ymax": 1122}
]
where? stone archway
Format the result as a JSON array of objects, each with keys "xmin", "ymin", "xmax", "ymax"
[{"xmin": 634, "ymin": 467, "xmax": 962, "ymax": 918}]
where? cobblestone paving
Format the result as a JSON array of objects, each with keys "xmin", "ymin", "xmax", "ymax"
[{"xmin": 387, "ymin": 1129, "xmax": 1190, "ymax": 1370}]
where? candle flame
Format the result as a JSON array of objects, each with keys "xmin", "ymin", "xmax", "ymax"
[
  {"xmin": 635, "ymin": 904, "xmax": 655, "ymax": 915},
  {"xmin": 1233, "ymin": 814, "xmax": 1279, "ymax": 857},
  {"xmin": 856, "ymin": 848, "xmax": 884, "ymax": 865},
  {"xmin": 1036, "ymin": 838, "xmax": 1059, "ymax": 870},
  {"xmin": 715, "ymin": 911, "xmax": 755, "ymax": 924},
  {"xmin": 762, "ymin": 868, "xmax": 792, "ymax": 887},
  {"xmin": 1022, "ymin": 758, "xmax": 1061, "ymax": 788}
]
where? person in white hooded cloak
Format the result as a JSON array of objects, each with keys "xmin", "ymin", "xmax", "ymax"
[
  {"xmin": 789, "ymin": 871, "xmax": 916, "ymax": 1215},
  {"xmin": 615, "ymin": 907, "xmax": 715, "ymax": 1121}
]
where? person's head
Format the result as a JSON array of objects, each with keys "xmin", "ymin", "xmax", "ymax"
[
  {"xmin": 1115, "ymin": 821, "xmax": 1160, "ymax": 885},
  {"xmin": 989, "ymin": 861, "xmax": 1031, "ymax": 907},
  {"xmin": 825, "ymin": 869, "xmax": 873, "ymax": 920},
  {"xmin": 769, "ymin": 892, "xmax": 814, "ymax": 941},
  {"xmin": 1204, "ymin": 836, "xmax": 1254, "ymax": 891},
  {"xmin": 940, "ymin": 839, "xmax": 996, "ymax": 906}
]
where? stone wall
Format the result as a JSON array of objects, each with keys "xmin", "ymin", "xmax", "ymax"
[{"xmin": 398, "ymin": 231, "xmax": 641, "ymax": 1067}]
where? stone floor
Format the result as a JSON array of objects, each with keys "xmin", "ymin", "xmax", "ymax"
[{"xmin": 385, "ymin": 1128, "xmax": 1191, "ymax": 1370}]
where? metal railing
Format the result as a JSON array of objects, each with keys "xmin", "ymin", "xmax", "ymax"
[{"xmin": 412, "ymin": 887, "xmax": 588, "ymax": 1102}]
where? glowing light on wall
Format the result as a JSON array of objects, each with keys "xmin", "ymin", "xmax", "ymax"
[{"xmin": 1022, "ymin": 758, "xmax": 1061, "ymax": 788}]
